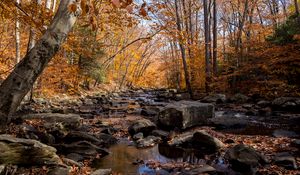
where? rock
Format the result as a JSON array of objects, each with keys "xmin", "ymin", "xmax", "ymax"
[
  {"xmin": 272, "ymin": 97, "xmax": 300, "ymax": 112},
  {"xmin": 210, "ymin": 115, "xmax": 249, "ymax": 129},
  {"xmin": 181, "ymin": 165, "xmax": 216, "ymax": 175},
  {"xmin": 291, "ymin": 139, "xmax": 300, "ymax": 149},
  {"xmin": 47, "ymin": 166, "xmax": 69, "ymax": 175},
  {"xmin": 192, "ymin": 130, "xmax": 225, "ymax": 152},
  {"xmin": 136, "ymin": 136, "xmax": 161, "ymax": 148},
  {"xmin": 0, "ymin": 134, "xmax": 61, "ymax": 165},
  {"xmin": 64, "ymin": 131, "xmax": 102, "ymax": 145},
  {"xmin": 97, "ymin": 133, "xmax": 118, "ymax": 146},
  {"xmin": 201, "ymin": 94, "xmax": 226, "ymax": 104},
  {"xmin": 91, "ymin": 168, "xmax": 112, "ymax": 175},
  {"xmin": 0, "ymin": 165, "xmax": 5, "ymax": 174},
  {"xmin": 225, "ymin": 144, "xmax": 267, "ymax": 175},
  {"xmin": 141, "ymin": 106, "xmax": 160, "ymax": 116},
  {"xmin": 274, "ymin": 152, "xmax": 297, "ymax": 170},
  {"xmin": 62, "ymin": 157, "xmax": 83, "ymax": 167},
  {"xmin": 128, "ymin": 119, "xmax": 156, "ymax": 136},
  {"xmin": 152, "ymin": 130, "xmax": 169, "ymax": 140},
  {"xmin": 54, "ymin": 141, "xmax": 109, "ymax": 159},
  {"xmin": 272, "ymin": 129, "xmax": 299, "ymax": 138},
  {"xmin": 257, "ymin": 100, "xmax": 271, "ymax": 108},
  {"xmin": 66, "ymin": 153, "xmax": 84, "ymax": 162},
  {"xmin": 174, "ymin": 93, "xmax": 191, "ymax": 101},
  {"xmin": 83, "ymin": 98, "xmax": 95, "ymax": 105},
  {"xmin": 229, "ymin": 93, "xmax": 249, "ymax": 103},
  {"xmin": 158, "ymin": 101, "xmax": 214, "ymax": 129},
  {"xmin": 133, "ymin": 132, "xmax": 144, "ymax": 140},
  {"xmin": 21, "ymin": 113, "xmax": 82, "ymax": 129},
  {"xmin": 167, "ymin": 130, "xmax": 194, "ymax": 146}
]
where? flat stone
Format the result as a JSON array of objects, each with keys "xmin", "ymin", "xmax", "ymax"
[
  {"xmin": 133, "ymin": 132, "xmax": 144, "ymax": 141},
  {"xmin": 274, "ymin": 152, "xmax": 298, "ymax": 170},
  {"xmin": 272, "ymin": 130, "xmax": 299, "ymax": 138},
  {"xmin": 91, "ymin": 169, "xmax": 112, "ymax": 175},
  {"xmin": 136, "ymin": 136, "xmax": 161, "ymax": 148}
]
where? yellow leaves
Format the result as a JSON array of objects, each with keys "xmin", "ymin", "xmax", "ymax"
[
  {"xmin": 68, "ymin": 3, "xmax": 78, "ymax": 13},
  {"xmin": 111, "ymin": 0, "xmax": 121, "ymax": 8}
]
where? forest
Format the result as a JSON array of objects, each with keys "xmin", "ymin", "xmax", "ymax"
[{"xmin": 0, "ymin": 0, "xmax": 299, "ymax": 174}]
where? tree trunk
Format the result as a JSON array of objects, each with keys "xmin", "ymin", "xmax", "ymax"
[
  {"xmin": 295, "ymin": 0, "xmax": 300, "ymax": 16},
  {"xmin": 0, "ymin": 0, "xmax": 81, "ymax": 125},
  {"xmin": 212, "ymin": 0, "xmax": 217, "ymax": 76},
  {"xmin": 175, "ymin": 0, "xmax": 193, "ymax": 98},
  {"xmin": 203, "ymin": 0, "xmax": 211, "ymax": 93},
  {"xmin": 15, "ymin": 0, "xmax": 21, "ymax": 64}
]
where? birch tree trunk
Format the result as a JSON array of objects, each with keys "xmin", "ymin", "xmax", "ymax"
[
  {"xmin": 212, "ymin": 0, "xmax": 217, "ymax": 76},
  {"xmin": 15, "ymin": 0, "xmax": 21, "ymax": 64},
  {"xmin": 203, "ymin": 0, "xmax": 211, "ymax": 92},
  {"xmin": 0, "ymin": 0, "xmax": 82, "ymax": 125}
]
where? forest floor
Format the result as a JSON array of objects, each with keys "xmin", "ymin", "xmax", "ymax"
[{"xmin": 1, "ymin": 89, "xmax": 300, "ymax": 175}]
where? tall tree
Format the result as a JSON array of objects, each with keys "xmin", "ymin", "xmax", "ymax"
[
  {"xmin": 203, "ymin": 0, "xmax": 211, "ymax": 92},
  {"xmin": 295, "ymin": 0, "xmax": 300, "ymax": 15},
  {"xmin": 212, "ymin": 0, "xmax": 217, "ymax": 76},
  {"xmin": 0, "ymin": 0, "xmax": 82, "ymax": 125},
  {"xmin": 175, "ymin": 0, "xmax": 193, "ymax": 97},
  {"xmin": 15, "ymin": 0, "xmax": 21, "ymax": 63}
]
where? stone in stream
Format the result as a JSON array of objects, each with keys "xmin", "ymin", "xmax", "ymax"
[
  {"xmin": 229, "ymin": 93, "xmax": 250, "ymax": 103},
  {"xmin": 225, "ymin": 144, "xmax": 268, "ymax": 175},
  {"xmin": 20, "ymin": 113, "xmax": 82, "ymax": 129},
  {"xmin": 47, "ymin": 166, "xmax": 70, "ymax": 175},
  {"xmin": 136, "ymin": 135, "xmax": 161, "ymax": 148},
  {"xmin": 167, "ymin": 130, "xmax": 224, "ymax": 152},
  {"xmin": 272, "ymin": 97, "xmax": 300, "ymax": 112},
  {"xmin": 91, "ymin": 168, "xmax": 112, "ymax": 175},
  {"xmin": 128, "ymin": 119, "xmax": 156, "ymax": 136},
  {"xmin": 201, "ymin": 94, "xmax": 227, "ymax": 104},
  {"xmin": 180, "ymin": 165, "xmax": 216, "ymax": 175},
  {"xmin": 274, "ymin": 152, "xmax": 298, "ymax": 170},
  {"xmin": 0, "ymin": 134, "xmax": 61, "ymax": 165},
  {"xmin": 133, "ymin": 132, "xmax": 144, "ymax": 141},
  {"xmin": 272, "ymin": 129, "xmax": 299, "ymax": 138},
  {"xmin": 158, "ymin": 101, "xmax": 214, "ymax": 129}
]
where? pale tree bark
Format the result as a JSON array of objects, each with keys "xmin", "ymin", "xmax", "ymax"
[
  {"xmin": 46, "ymin": 0, "xmax": 52, "ymax": 10},
  {"xmin": 15, "ymin": 0, "xmax": 21, "ymax": 63},
  {"xmin": 52, "ymin": 0, "xmax": 57, "ymax": 12},
  {"xmin": 175, "ymin": 0, "xmax": 193, "ymax": 98},
  {"xmin": 0, "ymin": 0, "xmax": 82, "ymax": 125}
]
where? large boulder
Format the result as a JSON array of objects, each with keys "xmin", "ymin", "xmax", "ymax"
[
  {"xmin": 0, "ymin": 134, "xmax": 61, "ymax": 165},
  {"xmin": 167, "ymin": 130, "xmax": 224, "ymax": 153},
  {"xmin": 225, "ymin": 144, "xmax": 268, "ymax": 175},
  {"xmin": 158, "ymin": 101, "xmax": 214, "ymax": 129},
  {"xmin": 272, "ymin": 97, "xmax": 300, "ymax": 112},
  {"xmin": 128, "ymin": 119, "xmax": 156, "ymax": 136}
]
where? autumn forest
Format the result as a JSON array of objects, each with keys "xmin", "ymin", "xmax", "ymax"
[{"xmin": 0, "ymin": 0, "xmax": 299, "ymax": 174}]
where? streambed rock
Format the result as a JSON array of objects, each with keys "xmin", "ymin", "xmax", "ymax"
[
  {"xmin": 225, "ymin": 144, "xmax": 268, "ymax": 175},
  {"xmin": 128, "ymin": 119, "xmax": 156, "ymax": 136},
  {"xmin": 272, "ymin": 97, "xmax": 300, "ymax": 112},
  {"xmin": 0, "ymin": 134, "xmax": 61, "ymax": 165},
  {"xmin": 158, "ymin": 101, "xmax": 214, "ymax": 129}
]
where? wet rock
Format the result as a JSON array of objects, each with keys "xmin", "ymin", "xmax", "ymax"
[
  {"xmin": 225, "ymin": 144, "xmax": 267, "ymax": 175},
  {"xmin": 66, "ymin": 153, "xmax": 84, "ymax": 162},
  {"xmin": 229, "ymin": 93, "xmax": 250, "ymax": 103},
  {"xmin": 47, "ymin": 166, "xmax": 69, "ymax": 175},
  {"xmin": 174, "ymin": 93, "xmax": 191, "ymax": 101},
  {"xmin": 91, "ymin": 168, "xmax": 112, "ymax": 175},
  {"xmin": 158, "ymin": 101, "xmax": 214, "ymax": 129},
  {"xmin": 224, "ymin": 139, "xmax": 235, "ymax": 144},
  {"xmin": 152, "ymin": 130, "xmax": 169, "ymax": 140},
  {"xmin": 100, "ymin": 127, "xmax": 117, "ymax": 135},
  {"xmin": 128, "ymin": 119, "xmax": 156, "ymax": 136},
  {"xmin": 55, "ymin": 141, "xmax": 109, "ymax": 159},
  {"xmin": 167, "ymin": 130, "xmax": 194, "ymax": 146},
  {"xmin": 21, "ymin": 113, "xmax": 82, "ymax": 129},
  {"xmin": 201, "ymin": 94, "xmax": 226, "ymax": 103},
  {"xmin": 257, "ymin": 100, "xmax": 271, "ymax": 108},
  {"xmin": 192, "ymin": 130, "xmax": 225, "ymax": 152},
  {"xmin": 180, "ymin": 165, "xmax": 216, "ymax": 175},
  {"xmin": 274, "ymin": 152, "xmax": 297, "ymax": 170},
  {"xmin": 136, "ymin": 136, "xmax": 161, "ymax": 148},
  {"xmin": 272, "ymin": 97, "xmax": 300, "ymax": 112},
  {"xmin": 0, "ymin": 134, "xmax": 61, "ymax": 165},
  {"xmin": 64, "ymin": 131, "xmax": 103, "ymax": 145},
  {"xmin": 83, "ymin": 98, "xmax": 95, "ymax": 105},
  {"xmin": 291, "ymin": 139, "xmax": 300, "ymax": 149},
  {"xmin": 272, "ymin": 129, "xmax": 299, "ymax": 138},
  {"xmin": 210, "ymin": 116, "xmax": 249, "ymax": 129},
  {"xmin": 141, "ymin": 106, "xmax": 160, "ymax": 116},
  {"xmin": 97, "ymin": 133, "xmax": 118, "ymax": 146},
  {"xmin": 62, "ymin": 157, "xmax": 83, "ymax": 167},
  {"xmin": 258, "ymin": 107, "xmax": 272, "ymax": 116},
  {"xmin": 133, "ymin": 132, "xmax": 144, "ymax": 141}
]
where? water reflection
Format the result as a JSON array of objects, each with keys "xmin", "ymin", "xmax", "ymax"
[{"xmin": 93, "ymin": 142, "xmax": 206, "ymax": 174}]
